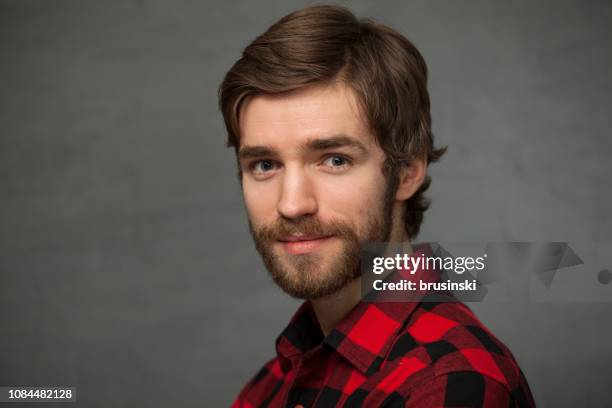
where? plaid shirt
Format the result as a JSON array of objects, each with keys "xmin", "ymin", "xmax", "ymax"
[{"xmin": 232, "ymin": 259, "xmax": 535, "ymax": 407}]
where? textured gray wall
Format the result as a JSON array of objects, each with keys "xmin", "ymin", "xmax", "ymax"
[{"xmin": 1, "ymin": 0, "xmax": 610, "ymax": 407}]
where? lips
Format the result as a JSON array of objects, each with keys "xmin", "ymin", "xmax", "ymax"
[
  {"xmin": 279, "ymin": 234, "xmax": 330, "ymax": 242},
  {"xmin": 277, "ymin": 234, "xmax": 334, "ymax": 255}
]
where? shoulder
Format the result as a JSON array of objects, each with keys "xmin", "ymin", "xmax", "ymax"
[
  {"xmin": 386, "ymin": 302, "xmax": 531, "ymax": 400},
  {"xmin": 231, "ymin": 356, "xmax": 282, "ymax": 408}
]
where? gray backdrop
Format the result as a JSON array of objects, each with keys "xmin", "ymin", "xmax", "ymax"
[{"xmin": 1, "ymin": 0, "xmax": 611, "ymax": 407}]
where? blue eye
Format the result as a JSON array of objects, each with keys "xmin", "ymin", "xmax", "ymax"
[
  {"xmin": 323, "ymin": 155, "xmax": 350, "ymax": 168},
  {"xmin": 252, "ymin": 160, "xmax": 276, "ymax": 173}
]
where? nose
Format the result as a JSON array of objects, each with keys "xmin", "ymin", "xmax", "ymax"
[{"xmin": 277, "ymin": 166, "xmax": 318, "ymax": 219}]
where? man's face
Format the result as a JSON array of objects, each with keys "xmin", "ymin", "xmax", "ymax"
[{"xmin": 238, "ymin": 82, "xmax": 398, "ymax": 299}]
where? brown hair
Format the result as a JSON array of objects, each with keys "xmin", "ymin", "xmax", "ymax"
[{"xmin": 218, "ymin": 4, "xmax": 446, "ymax": 239}]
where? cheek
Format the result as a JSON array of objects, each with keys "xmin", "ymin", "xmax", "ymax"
[
  {"xmin": 242, "ymin": 180, "xmax": 279, "ymax": 223},
  {"xmin": 318, "ymin": 171, "xmax": 386, "ymax": 223}
]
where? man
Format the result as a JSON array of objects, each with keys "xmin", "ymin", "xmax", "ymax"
[{"xmin": 219, "ymin": 5, "xmax": 535, "ymax": 407}]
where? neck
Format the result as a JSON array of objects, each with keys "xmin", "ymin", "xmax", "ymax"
[
  {"xmin": 310, "ymin": 220, "xmax": 413, "ymax": 337},
  {"xmin": 310, "ymin": 242, "xmax": 412, "ymax": 337},
  {"xmin": 309, "ymin": 277, "xmax": 362, "ymax": 337}
]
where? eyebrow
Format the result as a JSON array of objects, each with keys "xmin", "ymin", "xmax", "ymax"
[
  {"xmin": 302, "ymin": 135, "xmax": 368, "ymax": 155},
  {"xmin": 237, "ymin": 145, "xmax": 279, "ymax": 161},
  {"xmin": 238, "ymin": 134, "xmax": 368, "ymax": 161}
]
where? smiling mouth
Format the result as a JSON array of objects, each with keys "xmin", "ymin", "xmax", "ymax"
[{"xmin": 277, "ymin": 235, "xmax": 334, "ymax": 255}]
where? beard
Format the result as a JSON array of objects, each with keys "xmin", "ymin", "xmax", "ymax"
[{"xmin": 248, "ymin": 174, "xmax": 398, "ymax": 299}]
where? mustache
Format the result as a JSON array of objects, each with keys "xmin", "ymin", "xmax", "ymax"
[{"xmin": 252, "ymin": 216, "xmax": 355, "ymax": 241}]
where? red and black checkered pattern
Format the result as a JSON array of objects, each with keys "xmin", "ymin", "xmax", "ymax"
[{"xmin": 231, "ymin": 295, "xmax": 535, "ymax": 407}]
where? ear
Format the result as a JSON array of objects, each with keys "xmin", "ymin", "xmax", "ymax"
[{"xmin": 395, "ymin": 157, "xmax": 427, "ymax": 201}]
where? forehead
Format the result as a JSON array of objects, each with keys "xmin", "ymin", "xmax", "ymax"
[{"xmin": 238, "ymin": 82, "xmax": 373, "ymax": 149}]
